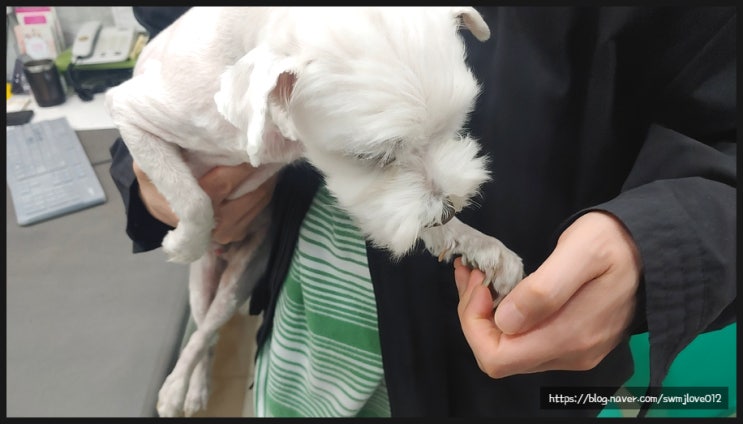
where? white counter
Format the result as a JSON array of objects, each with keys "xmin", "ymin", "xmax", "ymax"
[{"xmin": 11, "ymin": 91, "xmax": 115, "ymax": 131}]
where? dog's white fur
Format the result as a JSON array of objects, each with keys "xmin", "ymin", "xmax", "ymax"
[{"xmin": 106, "ymin": 7, "xmax": 523, "ymax": 417}]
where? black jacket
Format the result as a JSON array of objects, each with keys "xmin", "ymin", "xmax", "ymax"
[{"xmin": 109, "ymin": 6, "xmax": 736, "ymax": 417}]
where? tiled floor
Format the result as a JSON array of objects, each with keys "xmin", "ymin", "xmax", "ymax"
[{"xmin": 190, "ymin": 312, "xmax": 262, "ymax": 417}]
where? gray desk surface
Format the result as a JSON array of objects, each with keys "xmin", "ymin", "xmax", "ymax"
[{"xmin": 6, "ymin": 128, "xmax": 190, "ymax": 417}]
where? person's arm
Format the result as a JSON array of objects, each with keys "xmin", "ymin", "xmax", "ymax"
[
  {"xmin": 109, "ymin": 138, "xmax": 173, "ymax": 252},
  {"xmin": 107, "ymin": 7, "xmax": 189, "ymax": 253},
  {"xmin": 109, "ymin": 129, "xmax": 279, "ymax": 253},
  {"xmin": 455, "ymin": 6, "xmax": 736, "ymax": 389},
  {"xmin": 569, "ymin": 6, "xmax": 736, "ymax": 387}
]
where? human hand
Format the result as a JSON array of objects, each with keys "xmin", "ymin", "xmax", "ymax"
[
  {"xmin": 453, "ymin": 211, "xmax": 641, "ymax": 378},
  {"xmin": 133, "ymin": 161, "xmax": 277, "ymax": 244}
]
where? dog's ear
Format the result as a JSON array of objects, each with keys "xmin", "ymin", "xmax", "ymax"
[
  {"xmin": 214, "ymin": 45, "xmax": 302, "ymax": 166},
  {"xmin": 452, "ymin": 7, "xmax": 490, "ymax": 42}
]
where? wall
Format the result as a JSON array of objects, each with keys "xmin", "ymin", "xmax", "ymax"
[{"xmin": 54, "ymin": 6, "xmax": 144, "ymax": 47}]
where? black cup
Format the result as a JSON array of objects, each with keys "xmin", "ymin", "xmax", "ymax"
[{"xmin": 23, "ymin": 59, "xmax": 67, "ymax": 107}]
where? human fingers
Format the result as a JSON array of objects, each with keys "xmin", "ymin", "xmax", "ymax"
[
  {"xmin": 494, "ymin": 212, "xmax": 633, "ymax": 335},
  {"xmin": 480, "ymin": 268, "xmax": 638, "ymax": 377},
  {"xmin": 456, "ymin": 266, "xmax": 505, "ymax": 373},
  {"xmin": 199, "ymin": 163, "xmax": 259, "ymax": 205},
  {"xmin": 133, "ymin": 161, "xmax": 179, "ymax": 227},
  {"xmin": 453, "ymin": 257, "xmax": 472, "ymax": 296},
  {"xmin": 211, "ymin": 177, "xmax": 275, "ymax": 244}
]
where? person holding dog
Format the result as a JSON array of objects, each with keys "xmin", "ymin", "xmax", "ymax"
[{"xmin": 110, "ymin": 6, "xmax": 736, "ymax": 417}]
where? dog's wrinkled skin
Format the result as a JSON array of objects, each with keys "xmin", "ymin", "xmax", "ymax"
[{"xmin": 106, "ymin": 7, "xmax": 523, "ymax": 417}]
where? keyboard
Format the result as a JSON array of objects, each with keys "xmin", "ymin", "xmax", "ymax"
[{"xmin": 6, "ymin": 117, "xmax": 106, "ymax": 226}]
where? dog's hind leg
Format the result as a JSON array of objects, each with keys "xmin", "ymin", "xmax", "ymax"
[
  {"xmin": 182, "ymin": 243, "xmax": 250, "ymax": 416},
  {"xmin": 129, "ymin": 128, "xmax": 213, "ymax": 263},
  {"xmin": 183, "ymin": 246, "xmax": 224, "ymax": 416},
  {"xmin": 157, "ymin": 249, "xmax": 223, "ymax": 417},
  {"xmin": 183, "ymin": 346, "xmax": 216, "ymax": 416},
  {"xmin": 107, "ymin": 78, "xmax": 215, "ymax": 264},
  {"xmin": 163, "ymin": 223, "xmax": 270, "ymax": 417}
]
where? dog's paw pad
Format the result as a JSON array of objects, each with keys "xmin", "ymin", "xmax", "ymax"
[
  {"xmin": 461, "ymin": 249, "xmax": 524, "ymax": 308},
  {"xmin": 426, "ymin": 241, "xmax": 455, "ymax": 263}
]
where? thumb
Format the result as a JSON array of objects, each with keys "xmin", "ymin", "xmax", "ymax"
[{"xmin": 494, "ymin": 215, "xmax": 611, "ymax": 334}]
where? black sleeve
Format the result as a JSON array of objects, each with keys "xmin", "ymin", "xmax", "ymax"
[
  {"xmin": 107, "ymin": 7, "xmax": 189, "ymax": 253},
  {"xmin": 559, "ymin": 7, "xmax": 736, "ymax": 388},
  {"xmin": 109, "ymin": 138, "xmax": 173, "ymax": 253},
  {"xmin": 132, "ymin": 7, "xmax": 190, "ymax": 38}
]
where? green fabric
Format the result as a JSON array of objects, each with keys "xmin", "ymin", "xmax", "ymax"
[
  {"xmin": 253, "ymin": 185, "xmax": 390, "ymax": 417},
  {"xmin": 598, "ymin": 324, "xmax": 736, "ymax": 418}
]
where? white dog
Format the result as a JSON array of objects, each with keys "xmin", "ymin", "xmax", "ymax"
[{"xmin": 106, "ymin": 6, "xmax": 524, "ymax": 417}]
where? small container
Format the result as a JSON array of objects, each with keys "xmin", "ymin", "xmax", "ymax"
[{"xmin": 23, "ymin": 59, "xmax": 66, "ymax": 107}]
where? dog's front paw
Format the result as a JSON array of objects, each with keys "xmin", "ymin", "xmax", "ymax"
[
  {"xmin": 157, "ymin": 374, "xmax": 189, "ymax": 417},
  {"xmin": 420, "ymin": 222, "xmax": 525, "ymax": 306},
  {"xmin": 461, "ymin": 244, "xmax": 524, "ymax": 308},
  {"xmin": 421, "ymin": 233, "xmax": 457, "ymax": 263},
  {"xmin": 162, "ymin": 226, "xmax": 212, "ymax": 264}
]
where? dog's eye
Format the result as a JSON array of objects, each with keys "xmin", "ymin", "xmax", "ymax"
[
  {"xmin": 351, "ymin": 138, "xmax": 402, "ymax": 167},
  {"xmin": 354, "ymin": 151, "xmax": 396, "ymax": 167}
]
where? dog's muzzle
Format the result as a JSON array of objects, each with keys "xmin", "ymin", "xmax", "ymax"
[{"xmin": 426, "ymin": 198, "xmax": 456, "ymax": 228}]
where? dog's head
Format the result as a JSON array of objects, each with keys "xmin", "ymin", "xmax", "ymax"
[{"xmin": 216, "ymin": 7, "xmax": 491, "ymax": 257}]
